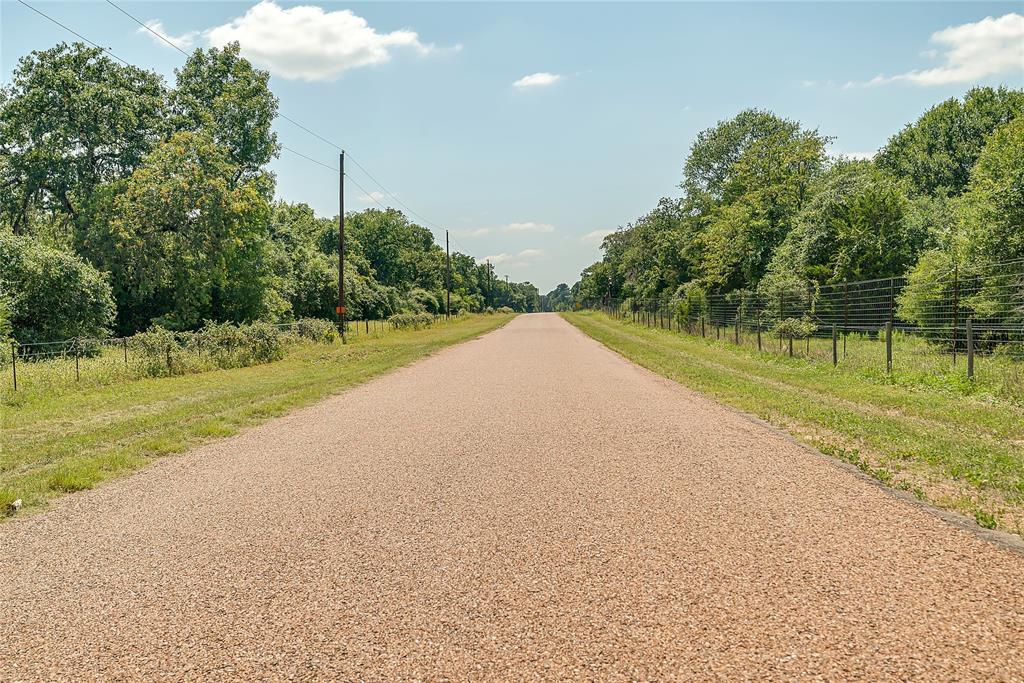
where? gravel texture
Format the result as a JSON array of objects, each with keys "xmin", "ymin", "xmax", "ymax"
[{"xmin": 1, "ymin": 313, "xmax": 1022, "ymax": 681}]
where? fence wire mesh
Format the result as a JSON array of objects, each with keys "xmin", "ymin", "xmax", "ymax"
[{"xmin": 585, "ymin": 258, "xmax": 1024, "ymax": 388}]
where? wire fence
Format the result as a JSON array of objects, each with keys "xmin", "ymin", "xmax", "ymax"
[
  {"xmin": 585, "ymin": 258, "xmax": 1024, "ymax": 390},
  {"xmin": 2, "ymin": 314, "xmax": 455, "ymax": 394}
]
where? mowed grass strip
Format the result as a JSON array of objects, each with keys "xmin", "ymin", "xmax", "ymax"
[
  {"xmin": 1, "ymin": 314, "xmax": 514, "ymax": 516},
  {"xmin": 563, "ymin": 311, "xmax": 1024, "ymax": 537}
]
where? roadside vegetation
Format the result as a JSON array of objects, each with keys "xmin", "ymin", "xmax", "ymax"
[
  {"xmin": 565, "ymin": 311, "xmax": 1024, "ymax": 538},
  {"xmin": 0, "ymin": 313, "xmax": 513, "ymax": 517}
]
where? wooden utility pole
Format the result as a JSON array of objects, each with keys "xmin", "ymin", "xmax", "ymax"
[
  {"xmin": 445, "ymin": 230, "xmax": 451, "ymax": 320},
  {"xmin": 338, "ymin": 151, "xmax": 346, "ymax": 343}
]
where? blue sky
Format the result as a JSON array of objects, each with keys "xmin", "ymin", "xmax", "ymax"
[{"xmin": 3, "ymin": 2, "xmax": 1023, "ymax": 291}]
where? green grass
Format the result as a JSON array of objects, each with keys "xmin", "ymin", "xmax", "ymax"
[
  {"xmin": 564, "ymin": 311, "xmax": 1024, "ymax": 538},
  {"xmin": 0, "ymin": 314, "xmax": 513, "ymax": 517}
]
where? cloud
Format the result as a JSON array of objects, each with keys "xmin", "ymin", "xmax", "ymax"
[
  {"xmin": 581, "ymin": 229, "xmax": 613, "ymax": 244},
  {"xmin": 457, "ymin": 222, "xmax": 554, "ymax": 237},
  {"xmin": 513, "ymin": 72, "xmax": 561, "ymax": 88},
  {"xmin": 847, "ymin": 13, "xmax": 1024, "ymax": 87},
  {"xmin": 484, "ymin": 249, "xmax": 544, "ymax": 266},
  {"xmin": 137, "ymin": 20, "xmax": 200, "ymax": 50},
  {"xmin": 357, "ymin": 191, "xmax": 390, "ymax": 203},
  {"xmin": 193, "ymin": 1, "xmax": 452, "ymax": 81},
  {"xmin": 503, "ymin": 222, "xmax": 554, "ymax": 233}
]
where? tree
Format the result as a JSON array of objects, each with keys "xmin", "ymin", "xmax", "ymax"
[
  {"xmin": 877, "ymin": 87, "xmax": 1024, "ymax": 197},
  {"xmin": 957, "ymin": 115, "xmax": 1024, "ymax": 266},
  {"xmin": 171, "ymin": 42, "xmax": 279, "ymax": 188},
  {"xmin": 762, "ymin": 161, "xmax": 926, "ymax": 287},
  {"xmin": 0, "ymin": 232, "xmax": 116, "ymax": 344},
  {"xmin": 87, "ymin": 131, "xmax": 274, "ymax": 332},
  {"xmin": 0, "ymin": 43, "xmax": 166, "ymax": 236},
  {"xmin": 693, "ymin": 115, "xmax": 828, "ymax": 290}
]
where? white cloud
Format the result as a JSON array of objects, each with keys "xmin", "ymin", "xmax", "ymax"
[
  {"xmin": 458, "ymin": 222, "xmax": 554, "ymax": 237},
  {"xmin": 137, "ymin": 20, "xmax": 200, "ymax": 50},
  {"xmin": 513, "ymin": 72, "xmax": 561, "ymax": 88},
  {"xmin": 581, "ymin": 229, "xmax": 613, "ymax": 244},
  {"xmin": 484, "ymin": 249, "xmax": 543, "ymax": 266},
  {"xmin": 503, "ymin": 222, "xmax": 554, "ymax": 233},
  {"xmin": 357, "ymin": 191, "xmax": 389, "ymax": 203},
  {"xmin": 196, "ymin": 1, "xmax": 452, "ymax": 81},
  {"xmin": 847, "ymin": 13, "xmax": 1024, "ymax": 87}
]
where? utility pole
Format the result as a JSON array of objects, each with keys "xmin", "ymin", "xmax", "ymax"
[
  {"xmin": 445, "ymin": 230, "xmax": 451, "ymax": 320},
  {"xmin": 337, "ymin": 151, "xmax": 346, "ymax": 343}
]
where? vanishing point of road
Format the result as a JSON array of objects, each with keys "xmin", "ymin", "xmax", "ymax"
[{"xmin": 2, "ymin": 314, "xmax": 1022, "ymax": 680}]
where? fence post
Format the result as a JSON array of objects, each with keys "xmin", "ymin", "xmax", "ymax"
[
  {"xmin": 951, "ymin": 265, "xmax": 959, "ymax": 365},
  {"xmin": 166, "ymin": 344, "xmax": 172, "ymax": 374},
  {"xmin": 75, "ymin": 342, "xmax": 80, "ymax": 382},
  {"xmin": 832, "ymin": 324, "xmax": 837, "ymax": 367},
  {"xmin": 123, "ymin": 337, "xmax": 128, "ymax": 365},
  {"xmin": 967, "ymin": 317, "xmax": 974, "ymax": 380},
  {"xmin": 788, "ymin": 335, "xmax": 793, "ymax": 357},
  {"xmin": 756, "ymin": 313, "xmax": 762, "ymax": 351},
  {"xmin": 10, "ymin": 342, "xmax": 16, "ymax": 392},
  {"xmin": 701, "ymin": 315, "xmax": 705, "ymax": 338},
  {"xmin": 885, "ymin": 321, "xmax": 893, "ymax": 373}
]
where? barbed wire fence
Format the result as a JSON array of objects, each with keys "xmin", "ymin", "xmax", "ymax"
[{"xmin": 585, "ymin": 258, "xmax": 1024, "ymax": 392}]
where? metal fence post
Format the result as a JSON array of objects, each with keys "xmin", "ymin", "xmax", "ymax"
[
  {"xmin": 10, "ymin": 342, "xmax": 16, "ymax": 391},
  {"xmin": 123, "ymin": 337, "xmax": 128, "ymax": 365},
  {"xmin": 967, "ymin": 317, "xmax": 974, "ymax": 380},
  {"xmin": 75, "ymin": 342, "xmax": 80, "ymax": 382},
  {"xmin": 885, "ymin": 321, "xmax": 893, "ymax": 373},
  {"xmin": 756, "ymin": 313, "xmax": 762, "ymax": 351}
]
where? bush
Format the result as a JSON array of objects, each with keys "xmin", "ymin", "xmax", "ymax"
[
  {"xmin": 0, "ymin": 233, "xmax": 116, "ymax": 344},
  {"xmin": 388, "ymin": 312, "xmax": 435, "ymax": 330},
  {"xmin": 773, "ymin": 317, "xmax": 817, "ymax": 340},
  {"xmin": 293, "ymin": 317, "xmax": 338, "ymax": 344},
  {"xmin": 497, "ymin": 306, "xmax": 514, "ymax": 314},
  {"xmin": 128, "ymin": 321, "xmax": 288, "ymax": 376}
]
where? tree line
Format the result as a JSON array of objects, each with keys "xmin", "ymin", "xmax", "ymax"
[
  {"xmin": 0, "ymin": 42, "xmax": 540, "ymax": 345},
  {"xmin": 550, "ymin": 87, "xmax": 1023, "ymax": 321}
]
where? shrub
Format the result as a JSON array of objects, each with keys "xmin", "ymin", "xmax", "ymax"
[
  {"xmin": 294, "ymin": 317, "xmax": 338, "ymax": 344},
  {"xmin": 497, "ymin": 306, "xmax": 514, "ymax": 314},
  {"xmin": 773, "ymin": 317, "xmax": 817, "ymax": 340},
  {"xmin": 0, "ymin": 233, "xmax": 116, "ymax": 344},
  {"xmin": 388, "ymin": 312, "xmax": 435, "ymax": 329}
]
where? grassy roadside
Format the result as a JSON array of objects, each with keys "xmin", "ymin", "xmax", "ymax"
[
  {"xmin": 1, "ymin": 314, "xmax": 514, "ymax": 517},
  {"xmin": 563, "ymin": 311, "xmax": 1024, "ymax": 538}
]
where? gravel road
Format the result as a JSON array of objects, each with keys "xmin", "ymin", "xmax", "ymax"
[{"xmin": 2, "ymin": 313, "xmax": 1022, "ymax": 681}]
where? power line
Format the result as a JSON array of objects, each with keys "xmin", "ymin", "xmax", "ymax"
[
  {"xmin": 25, "ymin": 0, "xmax": 478, "ymax": 258},
  {"xmin": 17, "ymin": 0, "xmax": 130, "ymax": 66},
  {"xmin": 103, "ymin": 0, "xmax": 460, "ymax": 251},
  {"xmin": 104, "ymin": 0, "xmax": 188, "ymax": 56}
]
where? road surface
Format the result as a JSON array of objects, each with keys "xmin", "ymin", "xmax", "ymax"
[{"xmin": 2, "ymin": 313, "xmax": 1022, "ymax": 680}]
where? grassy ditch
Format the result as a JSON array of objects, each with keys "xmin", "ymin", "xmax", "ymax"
[
  {"xmin": 564, "ymin": 311, "xmax": 1024, "ymax": 538},
  {"xmin": 1, "ymin": 314, "xmax": 513, "ymax": 517}
]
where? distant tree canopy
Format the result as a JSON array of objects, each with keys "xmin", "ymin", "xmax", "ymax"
[
  {"xmin": 574, "ymin": 87, "xmax": 1023, "ymax": 313},
  {"xmin": 0, "ymin": 42, "xmax": 538, "ymax": 343}
]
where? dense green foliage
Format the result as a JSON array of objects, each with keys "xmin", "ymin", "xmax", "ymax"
[
  {"xmin": 0, "ymin": 42, "xmax": 537, "ymax": 344},
  {"xmin": 0, "ymin": 232, "xmax": 116, "ymax": 344},
  {"xmin": 572, "ymin": 87, "xmax": 1024, "ymax": 315}
]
